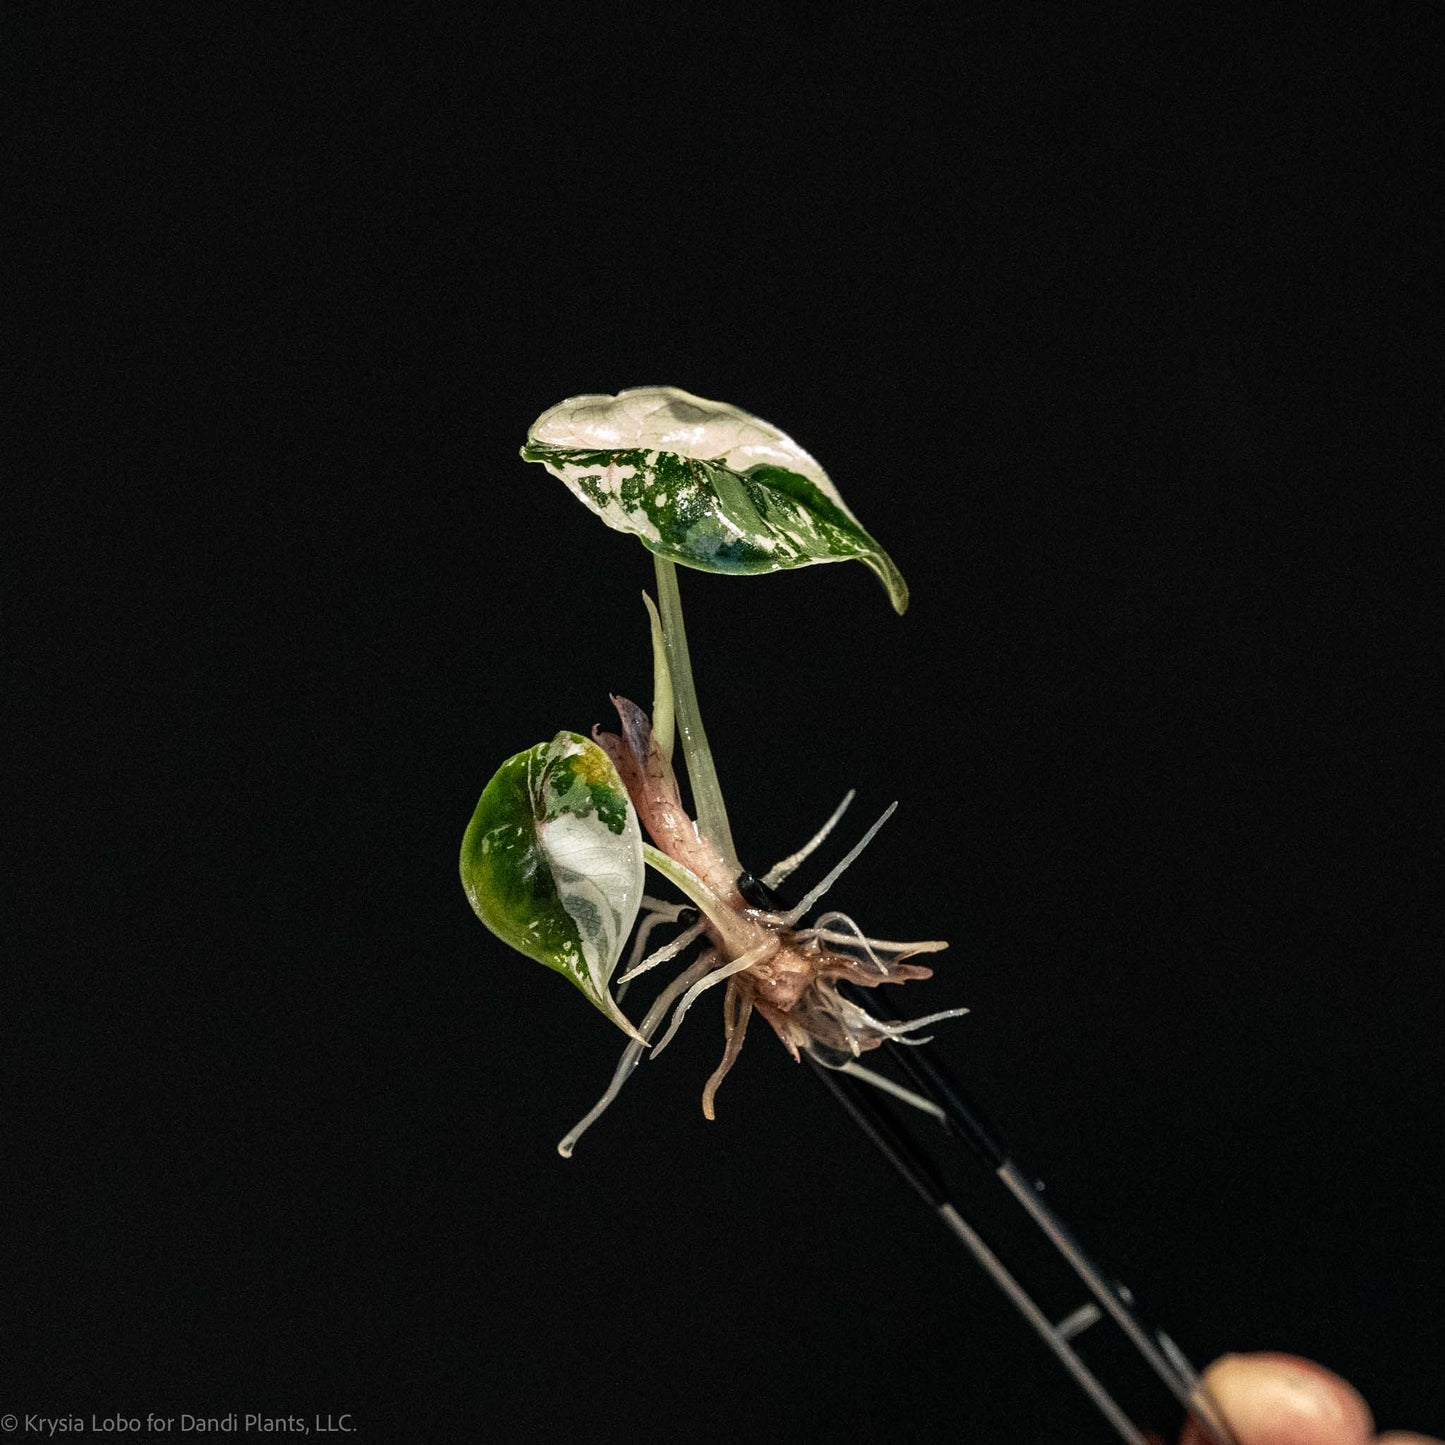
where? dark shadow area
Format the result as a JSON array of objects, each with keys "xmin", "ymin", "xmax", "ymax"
[{"xmin": 9, "ymin": 7, "xmax": 1439, "ymax": 1441}]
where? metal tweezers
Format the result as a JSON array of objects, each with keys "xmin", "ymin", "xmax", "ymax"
[
  {"xmin": 805, "ymin": 982, "xmax": 1238, "ymax": 1445},
  {"xmin": 740, "ymin": 851, "xmax": 1235, "ymax": 1445}
]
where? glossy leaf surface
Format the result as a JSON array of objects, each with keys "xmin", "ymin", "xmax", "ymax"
[
  {"xmin": 522, "ymin": 387, "xmax": 909, "ymax": 613},
  {"xmin": 461, "ymin": 732, "xmax": 645, "ymax": 1039}
]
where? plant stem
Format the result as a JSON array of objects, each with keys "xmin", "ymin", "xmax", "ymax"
[
  {"xmin": 641, "ymin": 845, "xmax": 753, "ymax": 954},
  {"xmin": 652, "ymin": 555, "xmax": 738, "ymax": 869},
  {"xmin": 641, "ymin": 592, "xmax": 675, "ymax": 764}
]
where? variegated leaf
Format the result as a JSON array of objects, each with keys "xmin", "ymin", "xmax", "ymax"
[
  {"xmin": 460, "ymin": 732, "xmax": 646, "ymax": 1040},
  {"xmin": 521, "ymin": 386, "xmax": 909, "ymax": 614}
]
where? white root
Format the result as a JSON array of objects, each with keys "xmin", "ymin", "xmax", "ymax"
[
  {"xmin": 807, "ymin": 910, "xmax": 888, "ymax": 973},
  {"xmin": 557, "ymin": 951, "xmax": 718, "ymax": 1158},
  {"xmin": 617, "ymin": 917, "xmax": 707, "ymax": 986},
  {"xmin": 761, "ymin": 790, "xmax": 855, "ymax": 888},
  {"xmin": 802, "ymin": 923, "xmax": 949, "ymax": 957},
  {"xmin": 778, "ymin": 802, "xmax": 898, "ymax": 926},
  {"xmin": 836, "ymin": 998, "xmax": 971, "ymax": 1041},
  {"xmin": 649, "ymin": 939, "xmax": 777, "ymax": 1059},
  {"xmin": 616, "ymin": 902, "xmax": 697, "ymax": 1002},
  {"xmin": 640, "ymin": 895, "xmax": 693, "ymax": 918},
  {"xmin": 813, "ymin": 1057, "xmax": 947, "ymax": 1124}
]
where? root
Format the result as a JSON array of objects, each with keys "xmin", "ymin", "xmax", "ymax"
[
  {"xmin": 701, "ymin": 978, "xmax": 755, "ymax": 1120},
  {"xmin": 650, "ymin": 938, "xmax": 777, "ymax": 1058},
  {"xmin": 761, "ymin": 790, "xmax": 855, "ymax": 888},
  {"xmin": 803, "ymin": 913, "xmax": 949, "ymax": 960},
  {"xmin": 753, "ymin": 995, "xmax": 805, "ymax": 1062},
  {"xmin": 617, "ymin": 903, "xmax": 698, "ymax": 1001},
  {"xmin": 808, "ymin": 1053, "xmax": 947, "ymax": 1124},
  {"xmin": 778, "ymin": 802, "xmax": 898, "ymax": 926},
  {"xmin": 806, "ymin": 910, "xmax": 888, "ymax": 973},
  {"xmin": 557, "ymin": 950, "xmax": 718, "ymax": 1158},
  {"xmin": 618, "ymin": 916, "xmax": 706, "ymax": 986}
]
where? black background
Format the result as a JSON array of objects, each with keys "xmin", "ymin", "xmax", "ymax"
[{"xmin": 10, "ymin": 7, "xmax": 1441, "ymax": 1442}]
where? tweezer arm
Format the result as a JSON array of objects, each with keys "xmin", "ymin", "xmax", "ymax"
[
  {"xmin": 808, "ymin": 1056, "xmax": 1164, "ymax": 1444},
  {"xmin": 806, "ymin": 1011, "xmax": 1237, "ymax": 1445},
  {"xmin": 734, "ymin": 871, "xmax": 1236, "ymax": 1444},
  {"xmin": 875, "ymin": 1017, "xmax": 1236, "ymax": 1443}
]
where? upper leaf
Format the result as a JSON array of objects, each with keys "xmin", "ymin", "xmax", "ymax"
[
  {"xmin": 521, "ymin": 387, "xmax": 909, "ymax": 614},
  {"xmin": 460, "ymin": 732, "xmax": 646, "ymax": 1040}
]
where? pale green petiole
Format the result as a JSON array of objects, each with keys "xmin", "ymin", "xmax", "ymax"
[
  {"xmin": 641, "ymin": 591, "xmax": 674, "ymax": 765},
  {"xmin": 641, "ymin": 843, "xmax": 754, "ymax": 955},
  {"xmin": 652, "ymin": 555, "xmax": 738, "ymax": 870}
]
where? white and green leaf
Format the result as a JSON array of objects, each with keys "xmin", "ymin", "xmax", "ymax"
[
  {"xmin": 460, "ymin": 732, "xmax": 647, "ymax": 1040},
  {"xmin": 521, "ymin": 386, "xmax": 909, "ymax": 614}
]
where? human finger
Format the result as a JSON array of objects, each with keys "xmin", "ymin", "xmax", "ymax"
[{"xmin": 1180, "ymin": 1352, "xmax": 1374, "ymax": 1445}]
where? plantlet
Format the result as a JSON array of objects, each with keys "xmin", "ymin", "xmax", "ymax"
[
  {"xmin": 461, "ymin": 387, "xmax": 963, "ymax": 1155},
  {"xmin": 459, "ymin": 391, "xmax": 1244, "ymax": 1445}
]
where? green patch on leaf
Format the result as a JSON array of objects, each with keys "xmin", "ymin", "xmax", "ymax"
[{"xmin": 461, "ymin": 732, "xmax": 646, "ymax": 1039}]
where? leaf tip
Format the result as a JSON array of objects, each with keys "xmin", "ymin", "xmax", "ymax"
[
  {"xmin": 598, "ymin": 993, "xmax": 649, "ymax": 1045},
  {"xmin": 867, "ymin": 551, "xmax": 910, "ymax": 614}
]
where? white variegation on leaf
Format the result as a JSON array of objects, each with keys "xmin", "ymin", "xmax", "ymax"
[
  {"xmin": 529, "ymin": 386, "xmax": 835, "ymax": 485},
  {"xmin": 460, "ymin": 732, "xmax": 647, "ymax": 1041},
  {"xmin": 521, "ymin": 386, "xmax": 909, "ymax": 613}
]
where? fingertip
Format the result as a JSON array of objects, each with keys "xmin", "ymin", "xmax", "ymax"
[{"xmin": 1192, "ymin": 1353, "xmax": 1374, "ymax": 1445}]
